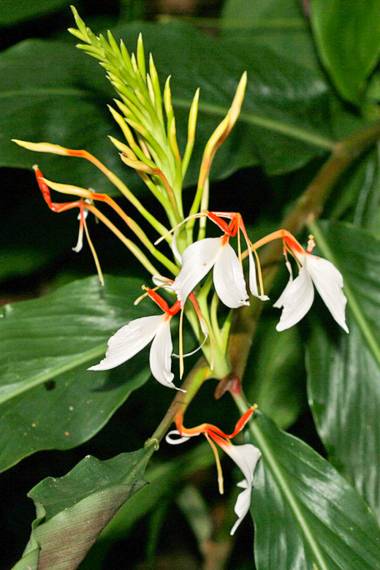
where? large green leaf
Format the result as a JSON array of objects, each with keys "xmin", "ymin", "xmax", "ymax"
[
  {"xmin": 244, "ymin": 318, "xmax": 305, "ymax": 429},
  {"xmin": 306, "ymin": 222, "xmax": 380, "ymax": 519},
  {"xmin": 13, "ymin": 447, "xmax": 153, "ymax": 570},
  {"xmin": 310, "ymin": 0, "xmax": 380, "ymax": 104},
  {"xmin": 248, "ymin": 413, "xmax": 380, "ymax": 569},
  {"xmin": 0, "ymin": 275, "xmax": 157, "ymax": 471},
  {"xmin": 81, "ymin": 442, "xmax": 213, "ymax": 569},
  {"xmin": 1, "ymin": 21, "xmax": 337, "ymax": 189},
  {"xmin": 222, "ymin": 0, "xmax": 317, "ymax": 70},
  {"xmin": 0, "ymin": 0, "xmax": 70, "ymax": 26}
]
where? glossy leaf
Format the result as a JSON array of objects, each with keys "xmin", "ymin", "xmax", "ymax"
[
  {"xmin": 0, "ymin": 0, "xmax": 70, "ymax": 26},
  {"xmin": 13, "ymin": 447, "xmax": 153, "ymax": 570},
  {"xmin": 1, "ymin": 21, "xmax": 338, "ymax": 190},
  {"xmin": 0, "ymin": 275, "xmax": 156, "ymax": 471},
  {"xmin": 245, "ymin": 318, "xmax": 305, "ymax": 429},
  {"xmin": 306, "ymin": 221, "xmax": 380, "ymax": 519},
  {"xmin": 221, "ymin": 0, "xmax": 317, "ymax": 70},
  {"xmin": 310, "ymin": 0, "xmax": 380, "ymax": 104},
  {"xmin": 249, "ymin": 412, "xmax": 380, "ymax": 569},
  {"xmin": 82, "ymin": 443, "xmax": 213, "ymax": 569}
]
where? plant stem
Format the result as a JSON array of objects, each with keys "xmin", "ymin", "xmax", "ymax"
[{"xmin": 147, "ymin": 360, "xmax": 212, "ymax": 445}]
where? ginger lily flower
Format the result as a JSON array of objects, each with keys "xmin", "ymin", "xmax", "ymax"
[
  {"xmin": 89, "ymin": 289, "xmax": 184, "ymax": 390},
  {"xmin": 172, "ymin": 212, "xmax": 267, "ymax": 308},
  {"xmin": 166, "ymin": 406, "xmax": 261, "ymax": 534},
  {"xmin": 260, "ymin": 231, "xmax": 348, "ymax": 332}
]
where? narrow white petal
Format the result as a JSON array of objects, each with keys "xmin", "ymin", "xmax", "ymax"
[
  {"xmin": 213, "ymin": 244, "xmax": 249, "ymax": 308},
  {"xmin": 165, "ymin": 430, "xmax": 192, "ymax": 445},
  {"xmin": 150, "ymin": 319, "xmax": 182, "ymax": 390},
  {"xmin": 89, "ymin": 314, "xmax": 163, "ymax": 371},
  {"xmin": 172, "ymin": 237, "xmax": 222, "ymax": 305},
  {"xmin": 248, "ymin": 249, "xmax": 269, "ymax": 301},
  {"xmin": 219, "ymin": 442, "xmax": 261, "ymax": 535},
  {"xmin": 305, "ymin": 254, "xmax": 349, "ymax": 333},
  {"xmin": 274, "ymin": 266, "xmax": 314, "ymax": 331}
]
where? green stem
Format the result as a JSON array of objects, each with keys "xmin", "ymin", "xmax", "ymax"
[{"xmin": 148, "ymin": 360, "xmax": 212, "ymax": 444}]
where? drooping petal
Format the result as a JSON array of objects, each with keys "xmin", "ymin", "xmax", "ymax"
[
  {"xmin": 248, "ymin": 249, "xmax": 269, "ymax": 301},
  {"xmin": 165, "ymin": 430, "xmax": 192, "ymax": 445},
  {"xmin": 213, "ymin": 243, "xmax": 249, "ymax": 308},
  {"xmin": 150, "ymin": 318, "xmax": 182, "ymax": 390},
  {"xmin": 89, "ymin": 314, "xmax": 163, "ymax": 371},
  {"xmin": 172, "ymin": 237, "xmax": 222, "ymax": 305},
  {"xmin": 305, "ymin": 254, "xmax": 349, "ymax": 333},
  {"xmin": 274, "ymin": 266, "xmax": 314, "ymax": 331},
  {"xmin": 218, "ymin": 442, "xmax": 261, "ymax": 535}
]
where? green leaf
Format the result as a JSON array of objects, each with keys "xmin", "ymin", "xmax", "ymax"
[
  {"xmin": 0, "ymin": 275, "xmax": 155, "ymax": 471},
  {"xmin": 306, "ymin": 221, "xmax": 380, "ymax": 519},
  {"xmin": 245, "ymin": 318, "xmax": 305, "ymax": 429},
  {"xmin": 248, "ymin": 412, "xmax": 380, "ymax": 569},
  {"xmin": 0, "ymin": 0, "xmax": 70, "ymax": 26},
  {"xmin": 0, "ymin": 21, "xmax": 338, "ymax": 189},
  {"xmin": 310, "ymin": 0, "xmax": 380, "ymax": 104},
  {"xmin": 352, "ymin": 144, "xmax": 380, "ymax": 233},
  {"xmin": 81, "ymin": 442, "xmax": 213, "ymax": 569},
  {"xmin": 13, "ymin": 447, "xmax": 153, "ymax": 570},
  {"xmin": 221, "ymin": 0, "xmax": 317, "ymax": 70}
]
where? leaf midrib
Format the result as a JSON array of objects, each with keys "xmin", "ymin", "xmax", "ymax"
[{"xmin": 250, "ymin": 420, "xmax": 331, "ymax": 570}]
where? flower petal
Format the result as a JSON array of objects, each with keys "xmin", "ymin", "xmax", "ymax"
[
  {"xmin": 165, "ymin": 430, "xmax": 192, "ymax": 445},
  {"xmin": 172, "ymin": 237, "xmax": 222, "ymax": 305},
  {"xmin": 274, "ymin": 266, "xmax": 314, "ymax": 331},
  {"xmin": 213, "ymin": 243, "xmax": 249, "ymax": 308},
  {"xmin": 305, "ymin": 254, "xmax": 349, "ymax": 333},
  {"xmin": 219, "ymin": 442, "xmax": 261, "ymax": 535},
  {"xmin": 150, "ymin": 318, "xmax": 182, "ymax": 390},
  {"xmin": 89, "ymin": 314, "xmax": 163, "ymax": 371},
  {"xmin": 248, "ymin": 249, "xmax": 269, "ymax": 301}
]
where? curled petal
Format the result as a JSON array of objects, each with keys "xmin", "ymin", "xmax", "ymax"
[
  {"xmin": 172, "ymin": 237, "xmax": 222, "ymax": 305},
  {"xmin": 150, "ymin": 318, "xmax": 183, "ymax": 390},
  {"xmin": 305, "ymin": 254, "xmax": 348, "ymax": 333},
  {"xmin": 274, "ymin": 266, "xmax": 314, "ymax": 331},
  {"xmin": 89, "ymin": 314, "xmax": 163, "ymax": 371},
  {"xmin": 165, "ymin": 430, "xmax": 192, "ymax": 445},
  {"xmin": 213, "ymin": 243, "xmax": 249, "ymax": 308}
]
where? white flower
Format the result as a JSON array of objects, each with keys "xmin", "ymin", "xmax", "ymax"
[
  {"xmin": 219, "ymin": 442, "xmax": 261, "ymax": 535},
  {"xmin": 172, "ymin": 236, "xmax": 266, "ymax": 309},
  {"xmin": 274, "ymin": 253, "xmax": 348, "ymax": 332},
  {"xmin": 89, "ymin": 314, "xmax": 182, "ymax": 390},
  {"xmin": 166, "ymin": 406, "xmax": 261, "ymax": 535}
]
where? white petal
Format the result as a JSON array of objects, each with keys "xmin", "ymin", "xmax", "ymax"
[
  {"xmin": 248, "ymin": 249, "xmax": 269, "ymax": 301},
  {"xmin": 172, "ymin": 237, "xmax": 222, "ymax": 305},
  {"xmin": 150, "ymin": 319, "xmax": 183, "ymax": 390},
  {"xmin": 274, "ymin": 266, "xmax": 314, "ymax": 331},
  {"xmin": 89, "ymin": 314, "xmax": 163, "ymax": 371},
  {"xmin": 165, "ymin": 430, "xmax": 192, "ymax": 445},
  {"xmin": 219, "ymin": 442, "xmax": 261, "ymax": 535},
  {"xmin": 305, "ymin": 254, "xmax": 349, "ymax": 333},
  {"xmin": 213, "ymin": 243, "xmax": 249, "ymax": 308}
]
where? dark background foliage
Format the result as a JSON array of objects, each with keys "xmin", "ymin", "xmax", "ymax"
[{"xmin": 1, "ymin": 0, "xmax": 380, "ymax": 568}]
